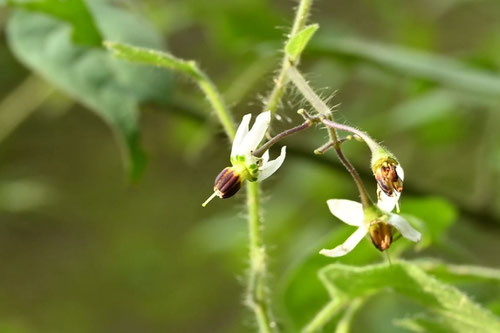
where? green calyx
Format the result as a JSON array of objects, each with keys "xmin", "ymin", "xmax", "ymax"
[
  {"xmin": 371, "ymin": 152, "xmax": 398, "ymax": 174},
  {"xmin": 231, "ymin": 155, "xmax": 259, "ymax": 182}
]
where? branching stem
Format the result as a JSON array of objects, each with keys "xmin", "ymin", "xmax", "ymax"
[{"xmin": 287, "ymin": 65, "xmax": 373, "ymax": 208}]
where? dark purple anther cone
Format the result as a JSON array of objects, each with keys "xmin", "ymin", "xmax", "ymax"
[{"xmin": 214, "ymin": 167, "xmax": 242, "ymax": 198}]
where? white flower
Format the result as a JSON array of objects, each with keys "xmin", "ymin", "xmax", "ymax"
[
  {"xmin": 374, "ymin": 162, "xmax": 404, "ymax": 213},
  {"xmin": 203, "ymin": 111, "xmax": 286, "ymax": 206},
  {"xmin": 231, "ymin": 111, "xmax": 286, "ymax": 182},
  {"xmin": 319, "ymin": 199, "xmax": 421, "ymax": 257}
]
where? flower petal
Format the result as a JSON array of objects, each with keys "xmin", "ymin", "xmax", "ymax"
[
  {"xmin": 262, "ymin": 150, "xmax": 269, "ymax": 164},
  {"xmin": 396, "ymin": 164, "xmax": 404, "ymax": 181},
  {"xmin": 387, "ymin": 214, "xmax": 421, "ymax": 242},
  {"xmin": 231, "ymin": 113, "xmax": 251, "ymax": 157},
  {"xmin": 239, "ymin": 111, "xmax": 271, "ymax": 155},
  {"xmin": 326, "ymin": 199, "xmax": 364, "ymax": 226},
  {"xmin": 376, "ymin": 186, "xmax": 400, "ymax": 212},
  {"xmin": 319, "ymin": 226, "xmax": 368, "ymax": 257},
  {"xmin": 258, "ymin": 146, "xmax": 286, "ymax": 181}
]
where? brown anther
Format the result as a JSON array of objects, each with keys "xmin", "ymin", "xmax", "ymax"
[
  {"xmin": 375, "ymin": 162, "xmax": 403, "ymax": 196},
  {"xmin": 369, "ymin": 222, "xmax": 393, "ymax": 252}
]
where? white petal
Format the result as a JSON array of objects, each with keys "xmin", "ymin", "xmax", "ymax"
[
  {"xmin": 262, "ymin": 150, "xmax": 269, "ymax": 164},
  {"xmin": 326, "ymin": 199, "xmax": 364, "ymax": 226},
  {"xmin": 239, "ymin": 111, "xmax": 271, "ymax": 154},
  {"xmin": 396, "ymin": 165, "xmax": 404, "ymax": 181},
  {"xmin": 376, "ymin": 186, "xmax": 400, "ymax": 212},
  {"xmin": 231, "ymin": 113, "xmax": 251, "ymax": 157},
  {"xmin": 319, "ymin": 226, "xmax": 368, "ymax": 257},
  {"xmin": 387, "ymin": 214, "xmax": 421, "ymax": 242},
  {"xmin": 258, "ymin": 146, "xmax": 286, "ymax": 181}
]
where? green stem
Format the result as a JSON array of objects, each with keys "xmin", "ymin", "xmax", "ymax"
[
  {"xmin": 0, "ymin": 75, "xmax": 54, "ymax": 143},
  {"xmin": 246, "ymin": 181, "xmax": 277, "ymax": 333},
  {"xmin": 184, "ymin": 58, "xmax": 275, "ymax": 332},
  {"xmin": 265, "ymin": 0, "xmax": 314, "ymax": 115},
  {"xmin": 302, "ymin": 299, "xmax": 346, "ymax": 333},
  {"xmin": 287, "ymin": 66, "xmax": 373, "ymax": 208},
  {"xmin": 196, "ymin": 70, "xmax": 236, "ymax": 139},
  {"xmin": 334, "ymin": 298, "xmax": 364, "ymax": 333}
]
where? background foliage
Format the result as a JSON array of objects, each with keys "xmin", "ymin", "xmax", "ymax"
[{"xmin": 0, "ymin": 0, "xmax": 499, "ymax": 332}]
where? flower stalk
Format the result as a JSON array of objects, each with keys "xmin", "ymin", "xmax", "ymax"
[{"xmin": 287, "ymin": 65, "xmax": 373, "ymax": 208}]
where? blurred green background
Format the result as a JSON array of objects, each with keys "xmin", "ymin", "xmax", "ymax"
[{"xmin": 0, "ymin": 0, "xmax": 499, "ymax": 332}]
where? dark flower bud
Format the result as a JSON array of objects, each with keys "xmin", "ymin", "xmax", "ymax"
[
  {"xmin": 202, "ymin": 167, "xmax": 243, "ymax": 207},
  {"xmin": 369, "ymin": 221, "xmax": 393, "ymax": 251}
]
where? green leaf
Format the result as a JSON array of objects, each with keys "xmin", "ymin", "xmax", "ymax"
[
  {"xmin": 401, "ymin": 196, "xmax": 457, "ymax": 249},
  {"xmin": 6, "ymin": 3, "xmax": 172, "ymax": 179},
  {"xmin": 318, "ymin": 261, "xmax": 500, "ymax": 332},
  {"xmin": 394, "ymin": 315, "xmax": 451, "ymax": 333},
  {"xmin": 285, "ymin": 24, "xmax": 319, "ymax": 63},
  {"xmin": 313, "ymin": 35, "xmax": 500, "ymax": 99},
  {"xmin": 104, "ymin": 41, "xmax": 201, "ymax": 79},
  {"xmin": 104, "ymin": 41, "xmax": 236, "ymax": 139},
  {"xmin": 7, "ymin": 0, "xmax": 102, "ymax": 46},
  {"xmin": 417, "ymin": 259, "xmax": 500, "ymax": 285}
]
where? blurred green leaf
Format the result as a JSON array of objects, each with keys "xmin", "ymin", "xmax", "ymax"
[
  {"xmin": 417, "ymin": 260, "xmax": 500, "ymax": 285},
  {"xmin": 389, "ymin": 90, "xmax": 457, "ymax": 131},
  {"xmin": 394, "ymin": 315, "xmax": 450, "ymax": 333},
  {"xmin": 313, "ymin": 35, "xmax": 500, "ymax": 99},
  {"xmin": 319, "ymin": 261, "xmax": 500, "ymax": 332},
  {"xmin": 0, "ymin": 179, "xmax": 55, "ymax": 212},
  {"xmin": 285, "ymin": 24, "xmax": 319, "ymax": 63},
  {"xmin": 6, "ymin": 3, "xmax": 172, "ymax": 179},
  {"xmin": 400, "ymin": 196, "xmax": 457, "ymax": 249},
  {"xmin": 7, "ymin": 0, "xmax": 102, "ymax": 46},
  {"xmin": 105, "ymin": 40, "xmax": 235, "ymax": 139}
]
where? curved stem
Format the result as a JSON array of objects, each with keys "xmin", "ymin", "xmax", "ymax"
[
  {"xmin": 196, "ymin": 70, "xmax": 236, "ymax": 139},
  {"xmin": 302, "ymin": 299, "xmax": 346, "ymax": 333},
  {"xmin": 253, "ymin": 120, "xmax": 313, "ymax": 158},
  {"xmin": 265, "ymin": 0, "xmax": 315, "ymax": 115},
  {"xmin": 287, "ymin": 66, "xmax": 373, "ymax": 208},
  {"xmin": 321, "ymin": 118, "xmax": 381, "ymax": 156}
]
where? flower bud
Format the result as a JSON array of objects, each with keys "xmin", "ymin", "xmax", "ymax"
[
  {"xmin": 373, "ymin": 159, "xmax": 403, "ymax": 197},
  {"xmin": 369, "ymin": 221, "xmax": 393, "ymax": 251}
]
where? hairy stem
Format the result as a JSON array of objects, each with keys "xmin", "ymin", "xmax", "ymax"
[
  {"xmin": 246, "ymin": 181, "xmax": 277, "ymax": 333},
  {"xmin": 253, "ymin": 119, "xmax": 313, "ymax": 158},
  {"xmin": 265, "ymin": 0, "xmax": 314, "ymax": 115},
  {"xmin": 190, "ymin": 63, "xmax": 275, "ymax": 332},
  {"xmin": 321, "ymin": 118, "xmax": 381, "ymax": 156},
  {"xmin": 287, "ymin": 66, "xmax": 373, "ymax": 208},
  {"xmin": 196, "ymin": 70, "xmax": 236, "ymax": 139}
]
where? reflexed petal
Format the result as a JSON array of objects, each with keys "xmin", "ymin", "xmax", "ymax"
[
  {"xmin": 387, "ymin": 214, "xmax": 421, "ymax": 242},
  {"xmin": 262, "ymin": 150, "xmax": 269, "ymax": 164},
  {"xmin": 231, "ymin": 113, "xmax": 251, "ymax": 157},
  {"xmin": 396, "ymin": 165, "xmax": 404, "ymax": 181},
  {"xmin": 326, "ymin": 199, "xmax": 364, "ymax": 226},
  {"xmin": 258, "ymin": 146, "xmax": 286, "ymax": 181},
  {"xmin": 319, "ymin": 226, "xmax": 368, "ymax": 257},
  {"xmin": 377, "ymin": 186, "xmax": 400, "ymax": 212},
  {"xmin": 239, "ymin": 111, "xmax": 271, "ymax": 154}
]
